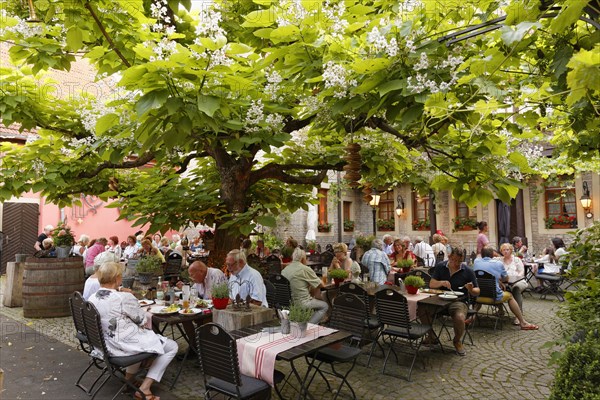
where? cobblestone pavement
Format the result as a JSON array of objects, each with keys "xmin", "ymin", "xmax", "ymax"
[{"xmin": 0, "ymin": 278, "xmax": 563, "ymax": 400}]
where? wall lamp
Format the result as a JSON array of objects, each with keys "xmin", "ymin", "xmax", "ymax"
[
  {"xmin": 395, "ymin": 195, "xmax": 405, "ymax": 216},
  {"xmin": 369, "ymin": 188, "xmax": 381, "ymax": 207},
  {"xmin": 580, "ymin": 181, "xmax": 593, "ymax": 219}
]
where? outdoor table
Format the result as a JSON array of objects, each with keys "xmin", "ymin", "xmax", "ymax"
[
  {"xmin": 149, "ymin": 307, "xmax": 213, "ymax": 388},
  {"xmin": 523, "ymin": 262, "xmax": 538, "ymax": 291},
  {"xmin": 212, "ymin": 304, "xmax": 275, "ymax": 331},
  {"xmin": 417, "ymin": 293, "xmax": 467, "ymax": 351},
  {"xmin": 230, "ymin": 320, "xmax": 352, "ymax": 399}
]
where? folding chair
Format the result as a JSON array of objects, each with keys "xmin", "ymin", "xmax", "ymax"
[
  {"xmin": 475, "ymin": 270, "xmax": 510, "ymax": 330},
  {"xmin": 164, "ymin": 253, "xmax": 183, "ymax": 283},
  {"xmin": 320, "ymin": 250, "xmax": 335, "ymax": 268},
  {"xmin": 536, "ymin": 269, "xmax": 566, "ymax": 302},
  {"xmin": 268, "ymin": 274, "xmax": 292, "ymax": 309},
  {"xmin": 196, "ymin": 323, "xmax": 273, "ymax": 399},
  {"xmin": 338, "ymin": 282, "xmax": 381, "ymax": 344},
  {"xmin": 305, "ymin": 294, "xmax": 364, "ymax": 400},
  {"xmin": 264, "ymin": 279, "xmax": 277, "ymax": 309},
  {"xmin": 69, "ymin": 292, "xmax": 106, "ymax": 395},
  {"xmin": 368, "ymin": 288, "xmax": 432, "ymax": 380},
  {"xmin": 81, "ymin": 302, "xmax": 155, "ymax": 400}
]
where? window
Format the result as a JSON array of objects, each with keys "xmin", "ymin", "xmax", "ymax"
[
  {"xmin": 378, "ymin": 191, "xmax": 395, "ymax": 221},
  {"xmin": 545, "ymin": 178, "xmax": 578, "ymax": 229},
  {"xmin": 343, "ymin": 201, "xmax": 352, "ymax": 222},
  {"xmin": 318, "ymin": 189, "xmax": 328, "ymax": 225},
  {"xmin": 412, "ymin": 191, "xmax": 430, "ymax": 230},
  {"xmin": 456, "ymin": 202, "xmax": 477, "ymax": 219}
]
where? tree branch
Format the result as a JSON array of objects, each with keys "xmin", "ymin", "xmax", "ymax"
[
  {"xmin": 77, "ymin": 152, "xmax": 155, "ymax": 179},
  {"xmin": 249, "ymin": 161, "xmax": 344, "ymax": 186},
  {"xmin": 176, "ymin": 151, "xmax": 209, "ymax": 174},
  {"xmin": 84, "ymin": 2, "xmax": 131, "ymax": 68}
]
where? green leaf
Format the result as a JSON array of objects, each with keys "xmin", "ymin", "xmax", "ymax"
[
  {"xmin": 240, "ymin": 224, "xmax": 254, "ymax": 236},
  {"xmin": 136, "ymin": 89, "xmax": 169, "ymax": 116},
  {"xmin": 500, "ymin": 22, "xmax": 541, "ymax": 47},
  {"xmin": 351, "ymin": 58, "xmax": 390, "ymax": 73},
  {"xmin": 66, "ymin": 27, "xmax": 83, "ymax": 51},
  {"xmin": 270, "ymin": 25, "xmax": 300, "ymax": 42},
  {"xmin": 550, "ymin": 0, "xmax": 587, "ymax": 34},
  {"xmin": 95, "ymin": 114, "xmax": 120, "ymax": 135},
  {"xmin": 242, "ymin": 9, "xmax": 276, "ymax": 27},
  {"xmin": 256, "ymin": 215, "xmax": 276, "ymax": 227},
  {"xmin": 379, "ymin": 80, "xmax": 406, "ymax": 96},
  {"xmin": 197, "ymin": 95, "xmax": 220, "ymax": 117}
]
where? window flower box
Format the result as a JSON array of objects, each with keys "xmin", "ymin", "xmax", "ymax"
[
  {"xmin": 452, "ymin": 217, "xmax": 478, "ymax": 232},
  {"xmin": 412, "ymin": 219, "xmax": 430, "ymax": 231},
  {"xmin": 318, "ymin": 223, "xmax": 332, "ymax": 232},
  {"xmin": 377, "ymin": 218, "xmax": 395, "ymax": 231},
  {"xmin": 545, "ymin": 215, "xmax": 576, "ymax": 229},
  {"xmin": 343, "ymin": 220, "xmax": 355, "ymax": 232}
]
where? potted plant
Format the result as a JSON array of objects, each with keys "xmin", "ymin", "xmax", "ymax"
[
  {"xmin": 288, "ymin": 303, "xmax": 313, "ymax": 338},
  {"xmin": 412, "ymin": 219, "xmax": 430, "ymax": 231},
  {"xmin": 397, "ymin": 259, "xmax": 415, "ymax": 274},
  {"xmin": 343, "ymin": 220, "xmax": 355, "ymax": 232},
  {"xmin": 281, "ymin": 245, "xmax": 294, "ymax": 263},
  {"xmin": 355, "ymin": 234, "xmax": 375, "ymax": 252},
  {"xmin": 318, "ymin": 222, "xmax": 332, "ymax": 232},
  {"xmin": 452, "ymin": 216, "xmax": 478, "ymax": 232},
  {"xmin": 211, "ymin": 282, "xmax": 230, "ymax": 309},
  {"xmin": 52, "ymin": 222, "xmax": 75, "ymax": 258},
  {"xmin": 377, "ymin": 218, "xmax": 395, "ymax": 231},
  {"xmin": 136, "ymin": 255, "xmax": 163, "ymax": 285},
  {"xmin": 306, "ymin": 240, "xmax": 317, "ymax": 254},
  {"xmin": 545, "ymin": 215, "xmax": 577, "ymax": 229},
  {"xmin": 328, "ymin": 268, "xmax": 349, "ymax": 287},
  {"xmin": 404, "ymin": 275, "xmax": 425, "ymax": 295}
]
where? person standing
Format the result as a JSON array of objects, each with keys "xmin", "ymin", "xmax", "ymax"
[
  {"xmin": 476, "ymin": 221, "xmax": 490, "ymax": 256},
  {"xmin": 34, "ymin": 225, "xmax": 54, "ymax": 251},
  {"xmin": 282, "ymin": 248, "xmax": 329, "ymax": 324}
]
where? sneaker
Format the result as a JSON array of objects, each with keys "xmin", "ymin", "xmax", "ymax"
[{"xmin": 454, "ymin": 342, "xmax": 466, "ymax": 356}]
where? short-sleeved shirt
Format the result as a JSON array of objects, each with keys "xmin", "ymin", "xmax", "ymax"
[
  {"xmin": 193, "ymin": 267, "xmax": 226, "ymax": 299},
  {"xmin": 476, "ymin": 233, "xmax": 490, "ymax": 255},
  {"xmin": 431, "ymin": 261, "xmax": 479, "ymax": 302},
  {"xmin": 473, "ymin": 257, "xmax": 507, "ymax": 301},
  {"xmin": 361, "ymin": 248, "xmax": 391, "ymax": 285},
  {"xmin": 281, "ymin": 261, "xmax": 321, "ymax": 305},
  {"xmin": 229, "ymin": 264, "xmax": 268, "ymax": 307}
]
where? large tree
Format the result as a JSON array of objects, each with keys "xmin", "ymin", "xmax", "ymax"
[{"xmin": 0, "ymin": 0, "xmax": 598, "ymax": 253}]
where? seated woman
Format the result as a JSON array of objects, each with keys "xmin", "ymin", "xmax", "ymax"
[
  {"xmin": 389, "ymin": 239, "xmax": 417, "ymax": 269},
  {"xmin": 496, "ymin": 243, "xmax": 528, "ymax": 325},
  {"xmin": 329, "ymin": 242, "xmax": 361, "ymax": 280},
  {"xmin": 138, "ymin": 239, "xmax": 166, "ymax": 263},
  {"xmin": 255, "ymin": 239, "xmax": 270, "ymax": 258},
  {"xmin": 89, "ymin": 262, "xmax": 178, "ymax": 400},
  {"xmin": 534, "ymin": 246, "xmax": 560, "ymax": 292}
]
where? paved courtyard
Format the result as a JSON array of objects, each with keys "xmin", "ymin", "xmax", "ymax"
[{"xmin": 0, "ymin": 280, "xmax": 562, "ymax": 399}]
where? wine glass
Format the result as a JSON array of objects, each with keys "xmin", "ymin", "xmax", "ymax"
[{"xmin": 140, "ymin": 285, "xmax": 148, "ymax": 300}]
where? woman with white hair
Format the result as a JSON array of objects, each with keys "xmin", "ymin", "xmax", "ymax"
[
  {"xmin": 89, "ymin": 262, "xmax": 178, "ymax": 400},
  {"xmin": 73, "ymin": 234, "xmax": 90, "ymax": 257}
]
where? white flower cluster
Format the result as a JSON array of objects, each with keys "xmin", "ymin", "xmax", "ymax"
[
  {"xmin": 192, "ymin": 47, "xmax": 233, "ymax": 69},
  {"xmin": 0, "ymin": 12, "xmax": 44, "ymax": 38},
  {"xmin": 195, "ymin": 7, "xmax": 226, "ymax": 41},
  {"xmin": 244, "ymin": 99, "xmax": 264, "ymax": 132},
  {"xmin": 31, "ymin": 159, "xmax": 47, "ymax": 176},
  {"xmin": 322, "ymin": 61, "xmax": 357, "ymax": 99},
  {"xmin": 78, "ymin": 99, "xmax": 116, "ymax": 134},
  {"xmin": 145, "ymin": 38, "xmax": 178, "ymax": 61},
  {"xmin": 323, "ymin": 1, "xmax": 349, "ymax": 39},
  {"xmin": 300, "ymin": 95, "xmax": 321, "ymax": 115},
  {"xmin": 406, "ymin": 52, "xmax": 462, "ymax": 94},
  {"xmin": 265, "ymin": 69, "xmax": 283, "ymax": 101},
  {"xmin": 25, "ymin": 134, "xmax": 40, "ymax": 144},
  {"xmin": 150, "ymin": 0, "xmax": 175, "ymax": 33},
  {"xmin": 277, "ymin": 0, "xmax": 316, "ymax": 27},
  {"xmin": 265, "ymin": 113, "xmax": 285, "ymax": 131},
  {"xmin": 366, "ymin": 26, "xmax": 399, "ymax": 57}
]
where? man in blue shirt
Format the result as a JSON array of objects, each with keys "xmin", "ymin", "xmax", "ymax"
[{"xmin": 474, "ymin": 246, "xmax": 538, "ymax": 331}]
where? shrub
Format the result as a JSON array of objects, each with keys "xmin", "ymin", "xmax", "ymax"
[
  {"xmin": 288, "ymin": 303, "xmax": 313, "ymax": 323},
  {"xmin": 355, "ymin": 234, "xmax": 375, "ymax": 251},
  {"xmin": 397, "ymin": 259, "xmax": 414, "ymax": 269},
  {"xmin": 53, "ymin": 222, "xmax": 75, "ymax": 247},
  {"xmin": 135, "ymin": 255, "xmax": 163, "ymax": 274},
  {"xmin": 211, "ymin": 282, "xmax": 230, "ymax": 299},
  {"xmin": 328, "ymin": 268, "xmax": 349, "ymax": 280},
  {"xmin": 404, "ymin": 275, "xmax": 425, "ymax": 288}
]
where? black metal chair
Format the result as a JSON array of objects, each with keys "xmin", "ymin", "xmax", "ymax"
[
  {"xmin": 306, "ymin": 251, "xmax": 321, "ymax": 263},
  {"xmin": 164, "ymin": 253, "xmax": 183, "ymax": 283},
  {"xmin": 475, "ymin": 270, "xmax": 510, "ymax": 330},
  {"xmin": 196, "ymin": 323, "xmax": 272, "ymax": 399},
  {"xmin": 535, "ymin": 267, "xmax": 566, "ymax": 302},
  {"xmin": 268, "ymin": 274, "xmax": 292, "ymax": 309},
  {"xmin": 437, "ymin": 294, "xmax": 478, "ymax": 346},
  {"xmin": 320, "ymin": 250, "xmax": 335, "ymax": 268},
  {"xmin": 81, "ymin": 301, "xmax": 155, "ymax": 400},
  {"xmin": 264, "ymin": 279, "xmax": 277, "ymax": 309},
  {"xmin": 435, "ymin": 251, "xmax": 445, "ymax": 265},
  {"xmin": 69, "ymin": 292, "xmax": 106, "ymax": 395},
  {"xmin": 304, "ymin": 294, "xmax": 364, "ymax": 400},
  {"xmin": 368, "ymin": 288, "xmax": 432, "ymax": 380},
  {"xmin": 338, "ymin": 282, "xmax": 380, "ymax": 337}
]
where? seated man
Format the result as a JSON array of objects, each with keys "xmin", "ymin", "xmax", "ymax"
[
  {"xmin": 419, "ymin": 246, "xmax": 480, "ymax": 356},
  {"xmin": 413, "ymin": 237, "xmax": 436, "ymax": 267},
  {"xmin": 282, "ymin": 248, "xmax": 329, "ymax": 324},
  {"xmin": 474, "ymin": 246, "xmax": 539, "ymax": 331},
  {"xmin": 177, "ymin": 260, "xmax": 226, "ymax": 299},
  {"xmin": 361, "ymin": 239, "xmax": 391, "ymax": 285},
  {"xmin": 226, "ymin": 249, "xmax": 268, "ymax": 307}
]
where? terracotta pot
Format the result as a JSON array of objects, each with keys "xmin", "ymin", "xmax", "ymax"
[
  {"xmin": 406, "ymin": 285, "xmax": 419, "ymax": 295},
  {"xmin": 212, "ymin": 297, "xmax": 229, "ymax": 310},
  {"xmin": 333, "ymin": 278, "xmax": 345, "ymax": 287}
]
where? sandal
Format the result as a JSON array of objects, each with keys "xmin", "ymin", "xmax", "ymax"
[
  {"xmin": 134, "ymin": 391, "xmax": 160, "ymax": 400},
  {"xmin": 520, "ymin": 323, "xmax": 539, "ymax": 331}
]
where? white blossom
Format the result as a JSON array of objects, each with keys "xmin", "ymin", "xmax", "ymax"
[
  {"xmin": 244, "ymin": 99, "xmax": 264, "ymax": 132},
  {"xmin": 0, "ymin": 13, "xmax": 44, "ymax": 38},
  {"xmin": 277, "ymin": 0, "xmax": 317, "ymax": 27},
  {"xmin": 265, "ymin": 69, "xmax": 283, "ymax": 101},
  {"xmin": 323, "ymin": 1, "xmax": 349, "ymax": 38},
  {"xmin": 32, "ymin": 160, "xmax": 47, "ymax": 176},
  {"xmin": 195, "ymin": 7, "xmax": 226, "ymax": 41},
  {"xmin": 414, "ymin": 52, "xmax": 429, "ymax": 70},
  {"xmin": 322, "ymin": 62, "xmax": 356, "ymax": 99}
]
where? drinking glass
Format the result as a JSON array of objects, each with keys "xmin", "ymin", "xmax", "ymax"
[
  {"xmin": 156, "ymin": 289, "xmax": 164, "ymax": 305},
  {"xmin": 140, "ymin": 285, "xmax": 148, "ymax": 300}
]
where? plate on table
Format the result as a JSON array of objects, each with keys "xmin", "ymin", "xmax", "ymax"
[
  {"xmin": 421, "ymin": 288, "xmax": 443, "ymax": 294},
  {"xmin": 149, "ymin": 305, "xmax": 180, "ymax": 315},
  {"xmin": 438, "ymin": 294, "xmax": 458, "ymax": 300},
  {"xmin": 443, "ymin": 290, "xmax": 464, "ymax": 296},
  {"xmin": 195, "ymin": 300, "xmax": 212, "ymax": 309},
  {"xmin": 178, "ymin": 308, "xmax": 202, "ymax": 315},
  {"xmin": 138, "ymin": 300, "xmax": 154, "ymax": 307}
]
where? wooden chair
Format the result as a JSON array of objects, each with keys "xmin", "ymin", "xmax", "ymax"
[
  {"xmin": 368, "ymin": 288, "xmax": 432, "ymax": 381},
  {"xmin": 196, "ymin": 323, "xmax": 273, "ymax": 399},
  {"xmin": 69, "ymin": 292, "xmax": 106, "ymax": 395},
  {"xmin": 81, "ymin": 302, "xmax": 154, "ymax": 400},
  {"xmin": 305, "ymin": 294, "xmax": 364, "ymax": 400}
]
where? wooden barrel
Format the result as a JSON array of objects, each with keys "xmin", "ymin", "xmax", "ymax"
[{"xmin": 22, "ymin": 257, "xmax": 84, "ymax": 318}]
